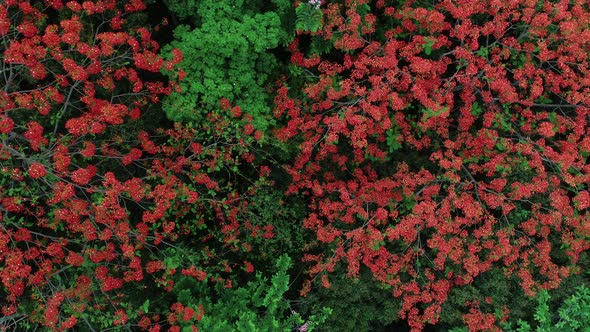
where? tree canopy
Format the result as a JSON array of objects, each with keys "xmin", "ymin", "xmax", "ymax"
[{"xmin": 1, "ymin": 0, "xmax": 590, "ymax": 331}]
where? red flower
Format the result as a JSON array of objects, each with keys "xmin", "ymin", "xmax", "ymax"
[
  {"xmin": 575, "ymin": 191, "xmax": 590, "ymax": 210},
  {"xmin": 254, "ymin": 130, "xmax": 264, "ymax": 140},
  {"xmin": 24, "ymin": 121, "xmax": 48, "ymax": 151},
  {"xmin": 28, "ymin": 162, "xmax": 47, "ymax": 179},
  {"xmin": 230, "ymin": 106, "xmax": 242, "ymax": 118},
  {"xmin": 80, "ymin": 142, "xmax": 96, "ymax": 158},
  {"xmin": 66, "ymin": 251, "xmax": 85, "ymax": 267},
  {"xmin": 61, "ymin": 315, "xmax": 77, "ymax": 329},
  {"xmin": 244, "ymin": 261, "xmax": 254, "ymax": 273},
  {"xmin": 219, "ymin": 98, "xmax": 231, "ymax": 110},
  {"xmin": 0, "ymin": 116, "xmax": 13, "ymax": 134},
  {"xmin": 181, "ymin": 307, "xmax": 195, "ymax": 322},
  {"xmin": 243, "ymin": 124, "xmax": 255, "ymax": 136},
  {"xmin": 122, "ymin": 148, "xmax": 142, "ymax": 165},
  {"xmin": 101, "ymin": 276, "xmax": 123, "ymax": 291},
  {"xmin": 138, "ymin": 316, "xmax": 151, "ymax": 329},
  {"xmin": 134, "ymin": 51, "xmax": 163, "ymax": 72},
  {"xmin": 62, "ymin": 58, "xmax": 88, "ymax": 81},
  {"xmin": 262, "ymin": 224, "xmax": 275, "ymax": 239},
  {"xmin": 71, "ymin": 165, "xmax": 96, "ymax": 185},
  {"xmin": 114, "ymin": 310, "xmax": 128, "ymax": 325},
  {"xmin": 538, "ymin": 121, "xmax": 555, "ymax": 138},
  {"xmin": 181, "ymin": 266, "xmax": 207, "ymax": 281},
  {"xmin": 130, "ymin": 107, "xmax": 141, "ymax": 120}
]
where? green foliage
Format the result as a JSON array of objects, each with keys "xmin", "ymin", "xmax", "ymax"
[
  {"xmin": 448, "ymin": 327, "xmax": 468, "ymax": 332},
  {"xmin": 162, "ymin": 0, "xmax": 200, "ymax": 21},
  {"xmin": 300, "ymin": 270, "xmax": 402, "ymax": 331},
  {"xmin": 440, "ymin": 269, "xmax": 535, "ymax": 327},
  {"xmin": 385, "ymin": 125, "xmax": 402, "ymax": 153},
  {"xmin": 501, "ymin": 285, "xmax": 590, "ymax": 332},
  {"xmin": 422, "ymin": 37, "xmax": 436, "ymax": 56},
  {"xmin": 448, "ymin": 282, "xmax": 590, "ymax": 332},
  {"xmin": 172, "ymin": 255, "xmax": 330, "ymax": 331},
  {"xmin": 295, "ymin": 2, "xmax": 323, "ymax": 33},
  {"xmin": 161, "ymin": 0, "xmax": 292, "ymax": 130},
  {"xmin": 244, "ymin": 188, "xmax": 309, "ymax": 261}
]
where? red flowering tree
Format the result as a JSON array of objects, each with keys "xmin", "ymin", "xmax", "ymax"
[
  {"xmin": 0, "ymin": 1, "xmax": 272, "ymax": 330},
  {"xmin": 278, "ymin": 0, "xmax": 590, "ymax": 330}
]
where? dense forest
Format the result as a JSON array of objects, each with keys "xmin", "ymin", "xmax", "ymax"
[{"xmin": 1, "ymin": 0, "xmax": 590, "ymax": 331}]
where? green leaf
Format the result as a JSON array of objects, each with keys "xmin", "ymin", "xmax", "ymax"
[
  {"xmin": 476, "ymin": 47, "xmax": 489, "ymax": 58},
  {"xmin": 471, "ymin": 102, "xmax": 482, "ymax": 116},
  {"xmin": 386, "ymin": 128, "xmax": 402, "ymax": 152},
  {"xmin": 295, "ymin": 3, "xmax": 323, "ymax": 32},
  {"xmin": 422, "ymin": 37, "xmax": 436, "ymax": 55},
  {"xmin": 141, "ymin": 299, "xmax": 150, "ymax": 314},
  {"xmin": 422, "ymin": 106, "xmax": 449, "ymax": 121}
]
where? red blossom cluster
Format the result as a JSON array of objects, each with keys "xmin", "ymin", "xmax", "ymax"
[
  {"xmin": 0, "ymin": 1, "xmax": 270, "ymax": 330},
  {"xmin": 277, "ymin": 0, "xmax": 590, "ymax": 330}
]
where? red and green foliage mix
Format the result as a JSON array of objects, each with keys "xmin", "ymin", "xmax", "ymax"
[
  {"xmin": 0, "ymin": 1, "xmax": 274, "ymax": 330},
  {"xmin": 277, "ymin": 0, "xmax": 590, "ymax": 330},
  {"xmin": 1, "ymin": 0, "xmax": 590, "ymax": 331}
]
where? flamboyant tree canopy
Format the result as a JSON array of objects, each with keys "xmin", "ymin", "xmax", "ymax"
[
  {"xmin": 1, "ymin": 0, "xmax": 590, "ymax": 331},
  {"xmin": 276, "ymin": 0, "xmax": 590, "ymax": 330}
]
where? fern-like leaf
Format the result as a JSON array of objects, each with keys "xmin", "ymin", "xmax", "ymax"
[{"xmin": 295, "ymin": 3, "xmax": 323, "ymax": 33}]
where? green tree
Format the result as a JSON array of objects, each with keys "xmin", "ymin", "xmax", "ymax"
[
  {"xmin": 300, "ymin": 269, "xmax": 402, "ymax": 332},
  {"xmin": 507, "ymin": 285, "xmax": 590, "ymax": 332},
  {"xmin": 161, "ymin": 0, "xmax": 293, "ymax": 130},
  {"xmin": 450, "ymin": 284, "xmax": 590, "ymax": 332},
  {"xmin": 172, "ymin": 255, "xmax": 331, "ymax": 332}
]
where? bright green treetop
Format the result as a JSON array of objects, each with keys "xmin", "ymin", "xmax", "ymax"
[{"xmin": 162, "ymin": 0, "xmax": 292, "ymax": 131}]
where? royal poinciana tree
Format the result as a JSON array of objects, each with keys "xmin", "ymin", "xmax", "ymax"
[
  {"xmin": 3, "ymin": 0, "xmax": 590, "ymax": 330},
  {"xmin": 279, "ymin": 0, "xmax": 590, "ymax": 330},
  {"xmin": 0, "ymin": 1, "xmax": 274, "ymax": 330}
]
